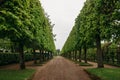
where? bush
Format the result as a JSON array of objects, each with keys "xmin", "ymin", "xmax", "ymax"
[{"xmin": 0, "ymin": 53, "xmax": 33, "ymax": 66}]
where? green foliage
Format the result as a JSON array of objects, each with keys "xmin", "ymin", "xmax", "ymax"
[
  {"xmin": 0, "ymin": 0, "xmax": 55, "ymax": 52},
  {"xmin": 0, "ymin": 53, "xmax": 33, "ymax": 66},
  {"xmin": 87, "ymin": 48, "xmax": 96, "ymax": 61},
  {"xmin": 0, "ymin": 0, "xmax": 33, "ymax": 43},
  {"xmin": 109, "ymin": 42, "xmax": 118, "ymax": 48},
  {"xmin": 28, "ymin": 0, "xmax": 56, "ymax": 52},
  {"xmin": 0, "ymin": 39, "xmax": 12, "ymax": 50},
  {"xmin": 61, "ymin": 26, "xmax": 79, "ymax": 53}
]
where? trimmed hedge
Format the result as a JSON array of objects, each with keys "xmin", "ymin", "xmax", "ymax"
[{"xmin": 0, "ymin": 53, "xmax": 33, "ymax": 66}]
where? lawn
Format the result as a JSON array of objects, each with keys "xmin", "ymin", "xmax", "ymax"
[
  {"xmin": 0, "ymin": 69, "xmax": 35, "ymax": 80},
  {"xmin": 86, "ymin": 68, "xmax": 120, "ymax": 80},
  {"xmin": 79, "ymin": 62, "xmax": 93, "ymax": 66}
]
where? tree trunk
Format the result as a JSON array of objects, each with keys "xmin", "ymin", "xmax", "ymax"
[
  {"xmin": 49, "ymin": 52, "xmax": 51, "ymax": 59},
  {"xmin": 79, "ymin": 48, "xmax": 81, "ymax": 62},
  {"xmin": 73, "ymin": 51, "xmax": 75, "ymax": 61},
  {"xmin": 96, "ymin": 34, "xmax": 104, "ymax": 68},
  {"xmin": 51, "ymin": 52, "xmax": 53, "ymax": 58},
  {"xmin": 71, "ymin": 51, "xmax": 73, "ymax": 60},
  {"xmin": 47, "ymin": 51, "xmax": 49, "ymax": 60},
  {"xmin": 111, "ymin": 51, "xmax": 114, "ymax": 64},
  {"xmin": 19, "ymin": 43, "xmax": 25, "ymax": 69},
  {"xmin": 33, "ymin": 49, "xmax": 37, "ymax": 64},
  {"xmin": 39, "ymin": 50, "xmax": 42, "ymax": 63},
  {"xmin": 75, "ymin": 50, "xmax": 77, "ymax": 61},
  {"xmin": 42, "ymin": 50, "xmax": 45, "ymax": 61},
  {"xmin": 50, "ymin": 52, "xmax": 52, "ymax": 59},
  {"xmin": 44, "ymin": 51, "xmax": 46, "ymax": 61},
  {"xmin": 66, "ymin": 52, "xmax": 68, "ymax": 58},
  {"xmin": 117, "ymin": 47, "xmax": 120, "ymax": 64},
  {"xmin": 69, "ymin": 52, "xmax": 71, "ymax": 59},
  {"xmin": 84, "ymin": 46, "xmax": 87, "ymax": 63}
]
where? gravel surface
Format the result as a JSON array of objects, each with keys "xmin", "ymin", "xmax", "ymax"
[{"xmin": 32, "ymin": 56, "xmax": 91, "ymax": 80}]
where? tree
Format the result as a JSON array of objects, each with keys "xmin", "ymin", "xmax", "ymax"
[
  {"xmin": 0, "ymin": 0, "xmax": 56, "ymax": 69},
  {"xmin": 77, "ymin": 0, "xmax": 120, "ymax": 68},
  {"xmin": 62, "ymin": 0, "xmax": 120, "ymax": 68}
]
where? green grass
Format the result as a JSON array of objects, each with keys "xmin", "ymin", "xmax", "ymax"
[
  {"xmin": 79, "ymin": 62, "xmax": 93, "ymax": 66},
  {"xmin": 0, "ymin": 69, "xmax": 35, "ymax": 80},
  {"xmin": 86, "ymin": 68, "xmax": 120, "ymax": 80}
]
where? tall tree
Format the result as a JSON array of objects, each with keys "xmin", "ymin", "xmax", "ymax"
[{"xmin": 0, "ymin": 0, "xmax": 56, "ymax": 69}]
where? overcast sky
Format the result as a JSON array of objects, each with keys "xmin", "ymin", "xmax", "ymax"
[{"xmin": 40, "ymin": 0, "xmax": 86, "ymax": 50}]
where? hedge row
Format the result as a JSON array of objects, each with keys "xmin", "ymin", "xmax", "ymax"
[
  {"xmin": 0, "ymin": 53, "xmax": 33, "ymax": 66},
  {"xmin": 87, "ymin": 48, "xmax": 120, "ymax": 66}
]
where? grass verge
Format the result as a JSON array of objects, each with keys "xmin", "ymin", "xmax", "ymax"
[
  {"xmin": 0, "ymin": 69, "xmax": 35, "ymax": 80},
  {"xmin": 86, "ymin": 68, "xmax": 120, "ymax": 80},
  {"xmin": 69, "ymin": 59, "xmax": 93, "ymax": 66},
  {"xmin": 79, "ymin": 62, "xmax": 93, "ymax": 66}
]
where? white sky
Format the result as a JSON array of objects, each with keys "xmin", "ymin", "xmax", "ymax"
[{"xmin": 40, "ymin": 0, "xmax": 86, "ymax": 50}]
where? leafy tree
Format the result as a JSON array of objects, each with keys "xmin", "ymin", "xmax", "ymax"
[
  {"xmin": 0, "ymin": 0, "xmax": 56, "ymax": 69},
  {"xmin": 62, "ymin": 0, "xmax": 120, "ymax": 68}
]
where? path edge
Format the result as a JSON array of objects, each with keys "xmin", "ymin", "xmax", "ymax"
[
  {"xmin": 84, "ymin": 69, "xmax": 102, "ymax": 80},
  {"xmin": 26, "ymin": 71, "xmax": 36, "ymax": 80}
]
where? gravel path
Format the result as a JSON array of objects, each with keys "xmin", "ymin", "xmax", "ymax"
[{"xmin": 32, "ymin": 56, "xmax": 91, "ymax": 80}]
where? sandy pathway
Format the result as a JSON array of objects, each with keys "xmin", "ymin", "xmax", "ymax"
[{"xmin": 32, "ymin": 56, "xmax": 91, "ymax": 80}]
